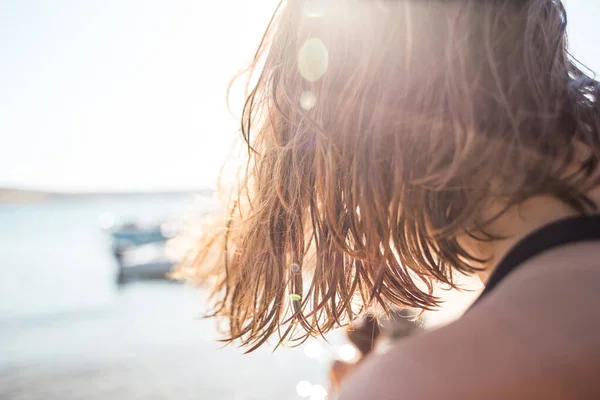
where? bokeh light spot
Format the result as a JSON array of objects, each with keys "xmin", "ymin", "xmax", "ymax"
[
  {"xmin": 310, "ymin": 384, "xmax": 328, "ymax": 400},
  {"xmin": 97, "ymin": 212, "xmax": 115, "ymax": 230},
  {"xmin": 296, "ymin": 380, "xmax": 313, "ymax": 398},
  {"xmin": 298, "ymin": 38, "xmax": 329, "ymax": 82},
  {"xmin": 303, "ymin": 341, "xmax": 323, "ymax": 359},
  {"xmin": 338, "ymin": 344, "xmax": 358, "ymax": 362},
  {"xmin": 300, "ymin": 91, "xmax": 317, "ymax": 110}
]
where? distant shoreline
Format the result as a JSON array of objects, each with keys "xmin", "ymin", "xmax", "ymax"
[{"xmin": 0, "ymin": 188, "xmax": 214, "ymax": 205}]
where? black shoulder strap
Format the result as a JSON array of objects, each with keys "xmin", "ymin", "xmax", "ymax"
[{"xmin": 472, "ymin": 215, "xmax": 600, "ymax": 307}]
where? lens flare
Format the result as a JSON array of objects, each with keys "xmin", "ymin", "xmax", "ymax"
[
  {"xmin": 300, "ymin": 91, "xmax": 317, "ymax": 110},
  {"xmin": 303, "ymin": 0, "xmax": 325, "ymax": 18},
  {"xmin": 298, "ymin": 38, "xmax": 329, "ymax": 82}
]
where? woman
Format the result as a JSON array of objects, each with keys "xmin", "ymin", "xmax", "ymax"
[{"xmin": 175, "ymin": 0, "xmax": 600, "ymax": 398}]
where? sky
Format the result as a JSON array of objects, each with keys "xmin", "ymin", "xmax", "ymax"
[
  {"xmin": 0, "ymin": 0, "xmax": 277, "ymax": 192},
  {"xmin": 0, "ymin": 0, "xmax": 598, "ymax": 192}
]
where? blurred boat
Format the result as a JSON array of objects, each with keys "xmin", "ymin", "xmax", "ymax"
[
  {"xmin": 109, "ymin": 221, "xmax": 180, "ymax": 285},
  {"xmin": 100, "ymin": 194, "xmax": 219, "ymax": 285},
  {"xmin": 111, "ymin": 223, "xmax": 168, "ymax": 248}
]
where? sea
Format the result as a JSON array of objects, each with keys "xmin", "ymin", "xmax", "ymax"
[{"xmin": 0, "ymin": 194, "xmax": 334, "ymax": 400}]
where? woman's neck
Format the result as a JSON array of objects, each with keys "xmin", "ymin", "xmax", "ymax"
[{"xmin": 474, "ymin": 185, "xmax": 600, "ymax": 284}]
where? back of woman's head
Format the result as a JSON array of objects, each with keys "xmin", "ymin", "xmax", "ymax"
[{"xmin": 175, "ymin": 0, "xmax": 600, "ymax": 350}]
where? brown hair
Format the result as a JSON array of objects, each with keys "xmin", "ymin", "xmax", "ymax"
[{"xmin": 174, "ymin": 0, "xmax": 600, "ymax": 351}]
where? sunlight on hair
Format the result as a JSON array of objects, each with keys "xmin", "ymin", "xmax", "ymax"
[
  {"xmin": 296, "ymin": 380, "xmax": 313, "ymax": 398},
  {"xmin": 299, "ymin": 91, "xmax": 317, "ymax": 110},
  {"xmin": 175, "ymin": 0, "xmax": 600, "ymax": 355},
  {"xmin": 298, "ymin": 38, "xmax": 329, "ymax": 82},
  {"xmin": 338, "ymin": 344, "xmax": 359, "ymax": 362},
  {"xmin": 303, "ymin": 341, "xmax": 323, "ymax": 359}
]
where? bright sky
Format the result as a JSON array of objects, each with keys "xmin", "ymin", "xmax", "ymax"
[
  {"xmin": 0, "ymin": 0, "xmax": 598, "ymax": 192},
  {"xmin": 0, "ymin": 0, "xmax": 278, "ymax": 192}
]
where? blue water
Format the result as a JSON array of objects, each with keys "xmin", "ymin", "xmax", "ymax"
[
  {"xmin": 0, "ymin": 194, "xmax": 195, "ymax": 321},
  {"xmin": 0, "ymin": 194, "xmax": 337, "ymax": 399}
]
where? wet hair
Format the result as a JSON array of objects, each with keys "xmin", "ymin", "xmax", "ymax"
[{"xmin": 174, "ymin": 0, "xmax": 600, "ymax": 351}]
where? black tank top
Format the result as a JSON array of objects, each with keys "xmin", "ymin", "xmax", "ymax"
[{"xmin": 472, "ymin": 215, "xmax": 600, "ymax": 306}]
